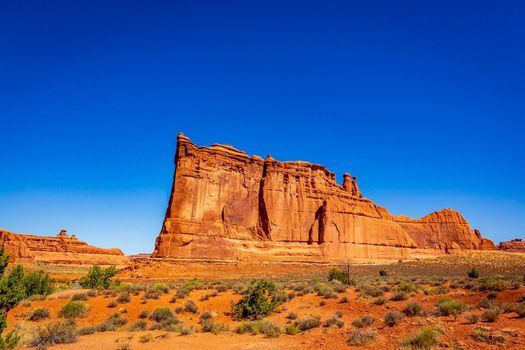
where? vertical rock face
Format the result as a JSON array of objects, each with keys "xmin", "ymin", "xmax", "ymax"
[
  {"xmin": 0, "ymin": 228, "xmax": 129, "ymax": 265},
  {"xmin": 153, "ymin": 133, "xmax": 495, "ymax": 262}
]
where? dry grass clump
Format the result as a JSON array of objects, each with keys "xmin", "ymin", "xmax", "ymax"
[
  {"xmin": 400, "ymin": 326, "xmax": 443, "ymax": 349},
  {"xmin": 30, "ymin": 320, "xmax": 77, "ymax": 348},
  {"xmin": 384, "ymin": 311, "xmax": 404, "ymax": 327},
  {"xmin": 351, "ymin": 315, "xmax": 375, "ymax": 328},
  {"xmin": 235, "ymin": 320, "xmax": 281, "ymax": 338},
  {"xmin": 347, "ymin": 329, "xmax": 378, "ymax": 346}
]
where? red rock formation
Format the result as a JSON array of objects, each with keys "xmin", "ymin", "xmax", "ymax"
[
  {"xmin": 152, "ymin": 133, "xmax": 495, "ymax": 262},
  {"xmin": 0, "ymin": 228, "xmax": 129, "ymax": 266},
  {"xmin": 498, "ymin": 239, "xmax": 525, "ymax": 253}
]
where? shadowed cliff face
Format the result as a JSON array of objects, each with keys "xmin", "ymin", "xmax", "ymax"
[{"xmin": 152, "ymin": 133, "xmax": 495, "ymax": 262}]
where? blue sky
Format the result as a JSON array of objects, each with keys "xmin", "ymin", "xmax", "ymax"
[{"xmin": 1, "ymin": 1, "xmax": 524, "ymax": 254}]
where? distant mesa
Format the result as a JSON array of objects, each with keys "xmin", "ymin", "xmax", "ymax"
[
  {"xmin": 498, "ymin": 238, "xmax": 525, "ymax": 253},
  {"xmin": 152, "ymin": 133, "xmax": 497, "ymax": 263},
  {"xmin": 0, "ymin": 228, "xmax": 129, "ymax": 266}
]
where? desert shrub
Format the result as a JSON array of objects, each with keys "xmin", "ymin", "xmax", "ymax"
[
  {"xmin": 71, "ymin": 293, "xmax": 89, "ymax": 302},
  {"xmin": 285, "ymin": 323, "xmax": 299, "ymax": 335},
  {"xmin": 117, "ymin": 292, "xmax": 131, "ymax": 304},
  {"xmin": 129, "ymin": 320, "xmax": 147, "ymax": 331},
  {"xmin": 401, "ymin": 326, "xmax": 443, "ymax": 349},
  {"xmin": 383, "ymin": 311, "xmax": 404, "ymax": 327},
  {"xmin": 330, "ymin": 280, "xmax": 347, "ymax": 293},
  {"xmin": 339, "ymin": 296, "xmax": 348, "ymax": 303},
  {"xmin": 478, "ymin": 298, "xmax": 492, "ymax": 309},
  {"xmin": 144, "ymin": 288, "xmax": 162, "ymax": 300},
  {"xmin": 404, "ymin": 301, "xmax": 424, "ymax": 317},
  {"xmin": 379, "ymin": 269, "xmax": 388, "ymax": 277},
  {"xmin": 515, "ymin": 302, "xmax": 525, "ymax": 317},
  {"xmin": 231, "ymin": 279, "xmax": 282, "ymax": 320},
  {"xmin": 201, "ymin": 318, "xmax": 229, "ymax": 334},
  {"xmin": 433, "ymin": 286, "xmax": 448, "ymax": 295},
  {"xmin": 150, "ymin": 308, "xmax": 177, "ymax": 323},
  {"xmin": 30, "ymin": 320, "xmax": 77, "ymax": 347},
  {"xmin": 481, "ymin": 308, "xmax": 499, "ymax": 322},
  {"xmin": 464, "ymin": 312, "xmax": 480, "ymax": 324},
  {"xmin": 296, "ymin": 315, "xmax": 321, "ymax": 331},
  {"xmin": 0, "ymin": 330, "xmax": 20, "ymax": 350},
  {"xmin": 374, "ymin": 296, "xmax": 387, "ymax": 305},
  {"xmin": 59, "ymin": 301, "xmax": 88, "ymax": 319},
  {"xmin": 317, "ymin": 283, "xmax": 337, "ymax": 299},
  {"xmin": 335, "ymin": 310, "xmax": 343, "ymax": 318},
  {"xmin": 286, "ymin": 311, "xmax": 297, "ymax": 320},
  {"xmin": 107, "ymin": 300, "xmax": 118, "ymax": 308},
  {"xmin": 328, "ymin": 268, "xmax": 351, "ymax": 284},
  {"xmin": 180, "ymin": 325, "xmax": 195, "ymax": 335},
  {"xmin": 138, "ymin": 310, "xmax": 149, "ymax": 319},
  {"xmin": 347, "ymin": 329, "xmax": 377, "ymax": 346},
  {"xmin": 79, "ymin": 265, "xmax": 118, "ymax": 289},
  {"xmin": 390, "ymin": 291, "xmax": 408, "ymax": 301},
  {"xmin": 472, "ymin": 327, "xmax": 505, "ymax": 344},
  {"xmin": 96, "ymin": 313, "xmax": 128, "ymax": 332},
  {"xmin": 152, "ymin": 283, "xmax": 170, "ymax": 294},
  {"xmin": 183, "ymin": 300, "xmax": 198, "ymax": 314},
  {"xmin": 468, "ymin": 268, "xmax": 479, "ymax": 279},
  {"xmin": 77, "ymin": 325, "xmax": 96, "ymax": 335},
  {"xmin": 319, "ymin": 300, "xmax": 326, "ymax": 306},
  {"xmin": 479, "ymin": 278, "xmax": 512, "ymax": 292},
  {"xmin": 358, "ymin": 284, "xmax": 384, "ymax": 298},
  {"xmin": 435, "ymin": 298, "xmax": 468, "ymax": 319},
  {"xmin": 139, "ymin": 333, "xmax": 153, "ymax": 343},
  {"xmin": 323, "ymin": 315, "xmax": 344, "ymax": 328},
  {"xmin": 351, "ymin": 315, "xmax": 375, "ymax": 328},
  {"xmin": 28, "ymin": 307, "xmax": 51, "ymax": 321},
  {"xmin": 235, "ymin": 320, "xmax": 281, "ymax": 337},
  {"xmin": 487, "ymin": 291, "xmax": 498, "ymax": 300}
]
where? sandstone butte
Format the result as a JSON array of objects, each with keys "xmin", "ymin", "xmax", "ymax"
[
  {"xmin": 152, "ymin": 133, "xmax": 497, "ymax": 263},
  {"xmin": 498, "ymin": 239, "xmax": 525, "ymax": 253},
  {"xmin": 0, "ymin": 228, "xmax": 129, "ymax": 266}
]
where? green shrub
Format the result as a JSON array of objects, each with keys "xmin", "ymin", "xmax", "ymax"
[
  {"xmin": 30, "ymin": 320, "xmax": 77, "ymax": 347},
  {"xmin": 481, "ymin": 308, "xmax": 499, "ymax": 322},
  {"xmin": 472, "ymin": 327, "xmax": 505, "ymax": 344},
  {"xmin": 383, "ymin": 311, "xmax": 404, "ymax": 327},
  {"xmin": 59, "ymin": 301, "xmax": 88, "ymax": 319},
  {"xmin": 351, "ymin": 315, "xmax": 375, "ymax": 328},
  {"xmin": 401, "ymin": 326, "xmax": 443, "ymax": 349},
  {"xmin": 468, "ymin": 268, "xmax": 479, "ymax": 279},
  {"xmin": 347, "ymin": 329, "xmax": 377, "ymax": 346},
  {"xmin": 435, "ymin": 298, "xmax": 468, "ymax": 320},
  {"xmin": 296, "ymin": 315, "xmax": 321, "ymax": 331},
  {"xmin": 235, "ymin": 319, "xmax": 281, "ymax": 337},
  {"xmin": 285, "ymin": 323, "xmax": 299, "ymax": 335},
  {"xmin": 328, "ymin": 268, "xmax": 351, "ymax": 284},
  {"xmin": 515, "ymin": 302, "xmax": 525, "ymax": 317},
  {"xmin": 404, "ymin": 301, "xmax": 424, "ymax": 317},
  {"xmin": 231, "ymin": 279, "xmax": 282, "ymax": 320},
  {"xmin": 150, "ymin": 307, "xmax": 177, "ymax": 323},
  {"xmin": 79, "ymin": 265, "xmax": 118, "ymax": 289},
  {"xmin": 28, "ymin": 307, "xmax": 51, "ymax": 321},
  {"xmin": 0, "ymin": 330, "xmax": 20, "ymax": 350},
  {"xmin": 23, "ymin": 270, "xmax": 54, "ymax": 296}
]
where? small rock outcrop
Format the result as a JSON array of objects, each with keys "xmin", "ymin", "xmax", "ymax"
[
  {"xmin": 498, "ymin": 239, "xmax": 525, "ymax": 253},
  {"xmin": 0, "ymin": 228, "xmax": 129, "ymax": 266},
  {"xmin": 152, "ymin": 133, "xmax": 496, "ymax": 262}
]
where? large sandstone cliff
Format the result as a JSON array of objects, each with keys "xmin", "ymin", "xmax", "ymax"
[
  {"xmin": 0, "ymin": 229, "xmax": 129, "ymax": 266},
  {"xmin": 153, "ymin": 133, "xmax": 495, "ymax": 262},
  {"xmin": 498, "ymin": 239, "xmax": 525, "ymax": 253}
]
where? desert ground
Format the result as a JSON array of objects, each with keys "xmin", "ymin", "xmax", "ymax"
[{"xmin": 6, "ymin": 251, "xmax": 525, "ymax": 350}]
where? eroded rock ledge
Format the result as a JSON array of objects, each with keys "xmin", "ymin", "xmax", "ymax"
[
  {"xmin": 0, "ymin": 228, "xmax": 129, "ymax": 266},
  {"xmin": 152, "ymin": 133, "xmax": 496, "ymax": 262}
]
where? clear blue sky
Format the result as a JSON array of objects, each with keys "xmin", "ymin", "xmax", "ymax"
[{"xmin": 1, "ymin": 1, "xmax": 524, "ymax": 254}]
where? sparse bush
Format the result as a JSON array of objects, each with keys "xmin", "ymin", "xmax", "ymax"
[
  {"xmin": 30, "ymin": 320, "xmax": 77, "ymax": 347},
  {"xmin": 117, "ymin": 293, "xmax": 131, "ymax": 304},
  {"xmin": 472, "ymin": 327, "xmax": 505, "ymax": 344},
  {"xmin": 286, "ymin": 311, "xmax": 297, "ymax": 320},
  {"xmin": 231, "ymin": 279, "xmax": 282, "ymax": 320},
  {"xmin": 374, "ymin": 296, "xmax": 387, "ymax": 305},
  {"xmin": 183, "ymin": 300, "xmax": 198, "ymax": 314},
  {"xmin": 351, "ymin": 315, "xmax": 375, "ymax": 328},
  {"xmin": 235, "ymin": 320, "xmax": 281, "ymax": 337},
  {"xmin": 347, "ymin": 329, "xmax": 377, "ymax": 346},
  {"xmin": 468, "ymin": 268, "xmax": 479, "ymax": 279},
  {"xmin": 358, "ymin": 284, "xmax": 384, "ymax": 298},
  {"xmin": 296, "ymin": 315, "xmax": 321, "ymax": 331},
  {"xmin": 96, "ymin": 313, "xmax": 128, "ymax": 332},
  {"xmin": 323, "ymin": 315, "xmax": 344, "ymax": 328},
  {"xmin": 139, "ymin": 334, "xmax": 153, "ymax": 343},
  {"xmin": 285, "ymin": 323, "xmax": 299, "ymax": 335},
  {"xmin": 79, "ymin": 265, "xmax": 118, "ymax": 289},
  {"xmin": 107, "ymin": 300, "xmax": 118, "ymax": 308},
  {"xmin": 464, "ymin": 312, "xmax": 480, "ymax": 324},
  {"xmin": 435, "ymin": 298, "xmax": 468, "ymax": 320},
  {"xmin": 150, "ymin": 307, "xmax": 177, "ymax": 323},
  {"xmin": 390, "ymin": 291, "xmax": 408, "ymax": 301},
  {"xmin": 515, "ymin": 302, "xmax": 525, "ymax": 317},
  {"xmin": 59, "ymin": 301, "xmax": 88, "ymax": 319},
  {"xmin": 339, "ymin": 296, "xmax": 348, "ymax": 303},
  {"xmin": 384, "ymin": 311, "xmax": 404, "ymax": 327},
  {"xmin": 401, "ymin": 326, "xmax": 443, "ymax": 349},
  {"xmin": 138, "ymin": 310, "xmax": 149, "ymax": 319},
  {"xmin": 379, "ymin": 269, "xmax": 388, "ymax": 277},
  {"xmin": 129, "ymin": 320, "xmax": 147, "ymax": 331},
  {"xmin": 328, "ymin": 268, "xmax": 351, "ymax": 284},
  {"xmin": 71, "ymin": 293, "xmax": 89, "ymax": 302},
  {"xmin": 404, "ymin": 301, "xmax": 424, "ymax": 317},
  {"xmin": 77, "ymin": 325, "xmax": 96, "ymax": 335},
  {"xmin": 28, "ymin": 307, "xmax": 51, "ymax": 321},
  {"xmin": 481, "ymin": 308, "xmax": 499, "ymax": 322},
  {"xmin": 0, "ymin": 330, "xmax": 20, "ymax": 350}
]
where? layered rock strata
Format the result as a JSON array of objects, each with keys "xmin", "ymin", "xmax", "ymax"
[
  {"xmin": 0, "ymin": 229, "xmax": 129, "ymax": 266},
  {"xmin": 153, "ymin": 133, "xmax": 495, "ymax": 262},
  {"xmin": 498, "ymin": 239, "xmax": 525, "ymax": 253}
]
